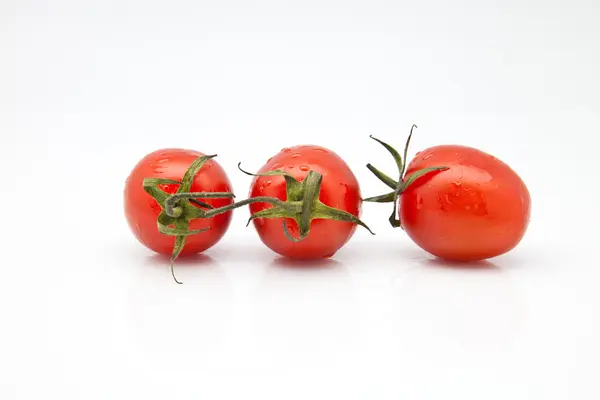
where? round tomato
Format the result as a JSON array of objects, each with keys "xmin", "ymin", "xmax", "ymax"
[
  {"xmin": 400, "ymin": 145, "xmax": 530, "ymax": 261},
  {"xmin": 248, "ymin": 145, "xmax": 364, "ymax": 259},
  {"xmin": 124, "ymin": 148, "xmax": 234, "ymax": 256}
]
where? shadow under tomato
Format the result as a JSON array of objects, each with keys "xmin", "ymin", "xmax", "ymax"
[
  {"xmin": 270, "ymin": 256, "xmax": 345, "ymax": 270},
  {"xmin": 421, "ymin": 257, "xmax": 500, "ymax": 270},
  {"xmin": 145, "ymin": 252, "xmax": 217, "ymax": 268}
]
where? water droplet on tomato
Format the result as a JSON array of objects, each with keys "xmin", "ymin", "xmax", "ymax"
[
  {"xmin": 291, "ymin": 153, "xmax": 302, "ymax": 158},
  {"xmin": 314, "ymin": 148, "xmax": 328, "ymax": 153},
  {"xmin": 416, "ymin": 194, "xmax": 423, "ymax": 210},
  {"xmin": 465, "ymin": 205, "xmax": 471, "ymax": 211},
  {"xmin": 267, "ymin": 157, "xmax": 273, "ymax": 162},
  {"xmin": 281, "ymin": 147, "xmax": 292, "ymax": 153},
  {"xmin": 423, "ymin": 153, "xmax": 434, "ymax": 160},
  {"xmin": 263, "ymin": 180, "xmax": 272, "ymax": 187},
  {"xmin": 271, "ymin": 162, "xmax": 283, "ymax": 170},
  {"xmin": 452, "ymin": 180, "xmax": 462, "ymax": 187},
  {"xmin": 299, "ymin": 165, "xmax": 310, "ymax": 171}
]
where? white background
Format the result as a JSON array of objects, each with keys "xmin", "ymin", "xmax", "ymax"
[{"xmin": 1, "ymin": 1, "xmax": 599, "ymax": 399}]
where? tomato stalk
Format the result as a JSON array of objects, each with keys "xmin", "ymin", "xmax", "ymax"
[
  {"xmin": 364, "ymin": 125, "xmax": 449, "ymax": 228},
  {"xmin": 236, "ymin": 164, "xmax": 375, "ymax": 241},
  {"xmin": 164, "ymin": 163, "xmax": 375, "ymax": 243},
  {"xmin": 142, "ymin": 154, "xmax": 235, "ymax": 284}
]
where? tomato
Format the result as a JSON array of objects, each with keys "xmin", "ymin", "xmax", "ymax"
[
  {"xmin": 365, "ymin": 126, "xmax": 531, "ymax": 262},
  {"xmin": 247, "ymin": 145, "xmax": 364, "ymax": 259},
  {"xmin": 400, "ymin": 145, "xmax": 530, "ymax": 261},
  {"xmin": 124, "ymin": 148, "xmax": 234, "ymax": 257}
]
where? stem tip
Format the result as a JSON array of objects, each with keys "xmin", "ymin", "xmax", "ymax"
[{"xmin": 171, "ymin": 259, "xmax": 183, "ymax": 284}]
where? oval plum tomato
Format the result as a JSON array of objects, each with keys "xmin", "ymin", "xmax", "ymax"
[
  {"xmin": 401, "ymin": 145, "xmax": 530, "ymax": 261},
  {"xmin": 124, "ymin": 149, "xmax": 234, "ymax": 272},
  {"xmin": 244, "ymin": 145, "xmax": 373, "ymax": 259},
  {"xmin": 365, "ymin": 126, "xmax": 530, "ymax": 262}
]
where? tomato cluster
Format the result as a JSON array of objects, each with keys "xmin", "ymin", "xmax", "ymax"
[{"xmin": 124, "ymin": 126, "xmax": 531, "ymax": 283}]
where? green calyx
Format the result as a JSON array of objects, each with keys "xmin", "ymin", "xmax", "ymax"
[
  {"xmin": 166, "ymin": 162, "xmax": 375, "ymax": 242},
  {"xmin": 142, "ymin": 154, "xmax": 235, "ymax": 284},
  {"xmin": 143, "ymin": 154, "xmax": 375, "ymax": 284},
  {"xmin": 363, "ymin": 125, "xmax": 449, "ymax": 228},
  {"xmin": 200, "ymin": 163, "xmax": 375, "ymax": 242}
]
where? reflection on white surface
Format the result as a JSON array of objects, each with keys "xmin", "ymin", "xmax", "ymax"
[
  {"xmin": 2, "ymin": 0, "xmax": 599, "ymax": 395},
  {"xmin": 248, "ymin": 257, "xmax": 363, "ymax": 367},
  {"xmin": 126, "ymin": 253, "xmax": 233, "ymax": 360},
  {"xmin": 390, "ymin": 259, "xmax": 524, "ymax": 354}
]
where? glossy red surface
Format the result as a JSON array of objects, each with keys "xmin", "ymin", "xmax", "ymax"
[
  {"xmin": 124, "ymin": 149, "xmax": 234, "ymax": 256},
  {"xmin": 400, "ymin": 145, "xmax": 531, "ymax": 261},
  {"xmin": 249, "ymin": 145, "xmax": 362, "ymax": 259}
]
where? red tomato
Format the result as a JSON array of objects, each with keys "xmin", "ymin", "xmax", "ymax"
[
  {"xmin": 249, "ymin": 145, "xmax": 362, "ymax": 259},
  {"xmin": 124, "ymin": 149, "xmax": 233, "ymax": 256},
  {"xmin": 400, "ymin": 145, "xmax": 530, "ymax": 261}
]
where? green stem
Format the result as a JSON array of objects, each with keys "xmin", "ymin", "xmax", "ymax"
[
  {"xmin": 169, "ymin": 195, "xmax": 302, "ymax": 219},
  {"xmin": 365, "ymin": 124, "xmax": 448, "ymax": 228},
  {"xmin": 282, "ymin": 220, "xmax": 303, "ymax": 242},
  {"xmin": 400, "ymin": 124, "xmax": 417, "ymax": 178},
  {"xmin": 369, "ymin": 135, "xmax": 404, "ymax": 177},
  {"xmin": 189, "ymin": 199, "xmax": 214, "ymax": 209},
  {"xmin": 366, "ymin": 163, "xmax": 398, "ymax": 190},
  {"xmin": 297, "ymin": 171, "xmax": 322, "ymax": 239},
  {"xmin": 363, "ymin": 191, "xmax": 396, "ymax": 203},
  {"xmin": 164, "ymin": 192, "xmax": 235, "ymax": 218}
]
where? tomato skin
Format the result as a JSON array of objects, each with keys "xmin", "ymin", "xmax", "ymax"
[
  {"xmin": 249, "ymin": 145, "xmax": 362, "ymax": 259},
  {"xmin": 124, "ymin": 149, "xmax": 233, "ymax": 256},
  {"xmin": 400, "ymin": 145, "xmax": 530, "ymax": 261}
]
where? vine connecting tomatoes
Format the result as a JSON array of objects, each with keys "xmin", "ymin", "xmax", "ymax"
[
  {"xmin": 125, "ymin": 145, "xmax": 374, "ymax": 282},
  {"xmin": 365, "ymin": 125, "xmax": 531, "ymax": 261}
]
